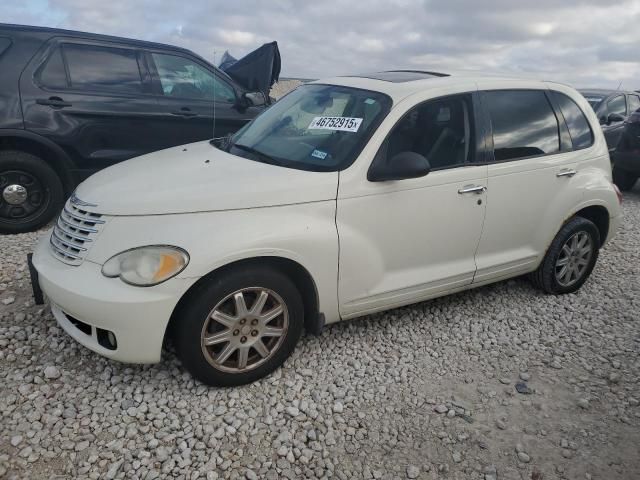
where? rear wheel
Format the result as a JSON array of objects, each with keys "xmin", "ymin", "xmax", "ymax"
[
  {"xmin": 0, "ymin": 150, "xmax": 64, "ymax": 234},
  {"xmin": 530, "ymin": 216, "xmax": 600, "ymax": 294},
  {"xmin": 173, "ymin": 266, "xmax": 304, "ymax": 386},
  {"xmin": 612, "ymin": 166, "xmax": 637, "ymax": 191}
]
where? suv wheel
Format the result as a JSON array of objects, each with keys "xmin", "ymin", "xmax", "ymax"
[
  {"xmin": 530, "ymin": 216, "xmax": 600, "ymax": 294},
  {"xmin": 612, "ymin": 166, "xmax": 637, "ymax": 192},
  {"xmin": 0, "ymin": 150, "xmax": 64, "ymax": 234},
  {"xmin": 174, "ymin": 266, "xmax": 304, "ymax": 386}
]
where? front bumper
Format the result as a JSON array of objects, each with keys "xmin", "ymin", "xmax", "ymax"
[{"xmin": 31, "ymin": 231, "xmax": 196, "ymax": 363}]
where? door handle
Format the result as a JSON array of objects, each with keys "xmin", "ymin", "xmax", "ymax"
[
  {"xmin": 458, "ymin": 184, "xmax": 487, "ymax": 194},
  {"xmin": 556, "ymin": 169, "xmax": 577, "ymax": 178},
  {"xmin": 170, "ymin": 109, "xmax": 198, "ymax": 117},
  {"xmin": 36, "ymin": 97, "xmax": 72, "ymax": 108}
]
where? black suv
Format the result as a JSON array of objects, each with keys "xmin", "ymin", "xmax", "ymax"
[
  {"xmin": 579, "ymin": 89, "xmax": 640, "ymax": 152},
  {"xmin": 0, "ymin": 24, "xmax": 268, "ymax": 234}
]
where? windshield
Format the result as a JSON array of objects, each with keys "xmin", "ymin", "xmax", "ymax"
[
  {"xmin": 582, "ymin": 94, "xmax": 605, "ymax": 110},
  {"xmin": 228, "ymin": 84, "xmax": 392, "ymax": 171}
]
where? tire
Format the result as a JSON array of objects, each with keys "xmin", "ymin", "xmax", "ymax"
[
  {"xmin": 612, "ymin": 166, "xmax": 637, "ymax": 192},
  {"xmin": 173, "ymin": 266, "xmax": 304, "ymax": 387},
  {"xmin": 0, "ymin": 150, "xmax": 64, "ymax": 234},
  {"xmin": 530, "ymin": 216, "xmax": 600, "ymax": 294}
]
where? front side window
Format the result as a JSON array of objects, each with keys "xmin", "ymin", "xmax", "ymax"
[
  {"xmin": 607, "ymin": 95, "xmax": 626, "ymax": 116},
  {"xmin": 151, "ymin": 53, "xmax": 236, "ymax": 102},
  {"xmin": 484, "ymin": 90, "xmax": 560, "ymax": 161},
  {"xmin": 551, "ymin": 91, "xmax": 594, "ymax": 149},
  {"xmin": 628, "ymin": 95, "xmax": 640, "ymax": 113},
  {"xmin": 39, "ymin": 47, "xmax": 68, "ymax": 89},
  {"xmin": 227, "ymin": 84, "xmax": 391, "ymax": 172},
  {"xmin": 64, "ymin": 44, "xmax": 143, "ymax": 94},
  {"xmin": 383, "ymin": 94, "xmax": 474, "ymax": 169}
]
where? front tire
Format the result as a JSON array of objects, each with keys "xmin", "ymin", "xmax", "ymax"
[
  {"xmin": 530, "ymin": 217, "xmax": 600, "ymax": 294},
  {"xmin": 0, "ymin": 150, "xmax": 64, "ymax": 234},
  {"xmin": 173, "ymin": 266, "xmax": 304, "ymax": 387},
  {"xmin": 612, "ymin": 166, "xmax": 637, "ymax": 191}
]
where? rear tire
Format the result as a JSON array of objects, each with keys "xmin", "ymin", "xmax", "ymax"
[
  {"xmin": 612, "ymin": 166, "xmax": 637, "ymax": 191},
  {"xmin": 173, "ymin": 266, "xmax": 304, "ymax": 387},
  {"xmin": 530, "ymin": 217, "xmax": 600, "ymax": 294},
  {"xmin": 0, "ymin": 150, "xmax": 64, "ymax": 234}
]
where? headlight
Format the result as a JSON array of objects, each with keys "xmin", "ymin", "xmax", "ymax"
[{"xmin": 101, "ymin": 246, "xmax": 189, "ymax": 286}]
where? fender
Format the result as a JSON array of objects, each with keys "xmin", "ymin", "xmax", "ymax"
[{"xmin": 0, "ymin": 128, "xmax": 77, "ymax": 189}]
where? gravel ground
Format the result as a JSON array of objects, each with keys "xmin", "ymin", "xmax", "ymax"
[{"xmin": 1, "ymin": 185, "xmax": 639, "ymax": 480}]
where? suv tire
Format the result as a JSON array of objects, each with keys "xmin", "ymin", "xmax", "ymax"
[
  {"xmin": 612, "ymin": 166, "xmax": 637, "ymax": 192},
  {"xmin": 530, "ymin": 216, "xmax": 600, "ymax": 294},
  {"xmin": 0, "ymin": 150, "xmax": 64, "ymax": 234},
  {"xmin": 174, "ymin": 266, "xmax": 304, "ymax": 387}
]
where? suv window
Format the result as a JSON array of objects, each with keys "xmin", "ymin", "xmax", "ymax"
[
  {"xmin": 484, "ymin": 90, "xmax": 560, "ymax": 161},
  {"xmin": 550, "ymin": 91, "xmax": 594, "ymax": 149},
  {"xmin": 628, "ymin": 94, "xmax": 640, "ymax": 113},
  {"xmin": 39, "ymin": 47, "xmax": 68, "ymax": 89},
  {"xmin": 151, "ymin": 53, "xmax": 236, "ymax": 102},
  {"xmin": 64, "ymin": 44, "xmax": 143, "ymax": 94},
  {"xmin": 385, "ymin": 94, "xmax": 474, "ymax": 169},
  {"xmin": 607, "ymin": 95, "xmax": 626, "ymax": 116}
]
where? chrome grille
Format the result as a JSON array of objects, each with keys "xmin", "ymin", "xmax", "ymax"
[{"xmin": 50, "ymin": 200, "xmax": 105, "ymax": 265}]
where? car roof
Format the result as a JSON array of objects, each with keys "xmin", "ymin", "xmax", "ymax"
[
  {"xmin": 579, "ymin": 89, "xmax": 634, "ymax": 97},
  {"xmin": 311, "ymin": 70, "xmax": 560, "ymax": 102},
  {"xmin": 0, "ymin": 23, "xmax": 199, "ymax": 57}
]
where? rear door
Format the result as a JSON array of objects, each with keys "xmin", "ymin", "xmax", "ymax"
[
  {"xmin": 20, "ymin": 38, "xmax": 159, "ymax": 177},
  {"xmin": 599, "ymin": 94, "xmax": 627, "ymax": 151},
  {"xmin": 473, "ymin": 88, "xmax": 589, "ymax": 284},
  {"xmin": 144, "ymin": 51, "xmax": 259, "ymax": 146}
]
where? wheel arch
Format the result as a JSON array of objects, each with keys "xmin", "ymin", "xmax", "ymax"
[
  {"xmin": 0, "ymin": 129, "xmax": 76, "ymax": 193},
  {"xmin": 166, "ymin": 256, "xmax": 321, "ymax": 344},
  {"xmin": 572, "ymin": 204, "xmax": 610, "ymax": 247}
]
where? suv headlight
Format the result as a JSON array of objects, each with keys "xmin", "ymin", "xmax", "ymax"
[{"xmin": 101, "ymin": 246, "xmax": 189, "ymax": 286}]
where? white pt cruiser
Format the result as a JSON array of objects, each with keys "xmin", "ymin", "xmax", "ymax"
[{"xmin": 32, "ymin": 71, "xmax": 622, "ymax": 386}]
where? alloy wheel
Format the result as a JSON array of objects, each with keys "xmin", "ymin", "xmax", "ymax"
[
  {"xmin": 200, "ymin": 287, "xmax": 289, "ymax": 373},
  {"xmin": 555, "ymin": 231, "xmax": 593, "ymax": 287}
]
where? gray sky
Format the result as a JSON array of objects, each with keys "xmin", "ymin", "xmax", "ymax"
[{"xmin": 5, "ymin": 0, "xmax": 640, "ymax": 89}]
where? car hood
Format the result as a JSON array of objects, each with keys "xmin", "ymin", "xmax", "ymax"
[{"xmin": 74, "ymin": 141, "xmax": 339, "ymax": 216}]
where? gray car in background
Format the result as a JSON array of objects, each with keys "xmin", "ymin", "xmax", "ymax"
[{"xmin": 579, "ymin": 89, "xmax": 640, "ymax": 152}]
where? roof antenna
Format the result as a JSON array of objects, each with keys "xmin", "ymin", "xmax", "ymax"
[{"xmin": 616, "ymin": 81, "xmax": 623, "ymax": 91}]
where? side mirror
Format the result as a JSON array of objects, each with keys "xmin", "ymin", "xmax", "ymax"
[
  {"xmin": 607, "ymin": 112, "xmax": 625, "ymax": 124},
  {"xmin": 368, "ymin": 151, "xmax": 431, "ymax": 182},
  {"xmin": 243, "ymin": 91, "xmax": 267, "ymax": 107}
]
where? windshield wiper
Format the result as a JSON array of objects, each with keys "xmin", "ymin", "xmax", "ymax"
[{"xmin": 232, "ymin": 143, "xmax": 283, "ymax": 166}]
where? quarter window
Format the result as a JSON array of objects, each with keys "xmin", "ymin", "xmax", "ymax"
[
  {"xmin": 384, "ymin": 94, "xmax": 474, "ymax": 169},
  {"xmin": 64, "ymin": 44, "xmax": 143, "ymax": 94},
  {"xmin": 550, "ymin": 91, "xmax": 594, "ymax": 149},
  {"xmin": 151, "ymin": 53, "xmax": 236, "ymax": 102},
  {"xmin": 607, "ymin": 95, "xmax": 626, "ymax": 116},
  {"xmin": 484, "ymin": 90, "xmax": 560, "ymax": 161},
  {"xmin": 628, "ymin": 95, "xmax": 640, "ymax": 113},
  {"xmin": 39, "ymin": 47, "xmax": 68, "ymax": 89}
]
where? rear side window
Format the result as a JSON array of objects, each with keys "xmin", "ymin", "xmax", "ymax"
[
  {"xmin": 550, "ymin": 91, "xmax": 594, "ymax": 149},
  {"xmin": 39, "ymin": 47, "xmax": 69, "ymax": 89},
  {"xmin": 64, "ymin": 44, "xmax": 143, "ymax": 94},
  {"xmin": 628, "ymin": 95, "xmax": 640, "ymax": 113},
  {"xmin": 607, "ymin": 95, "xmax": 626, "ymax": 116},
  {"xmin": 484, "ymin": 90, "xmax": 560, "ymax": 161}
]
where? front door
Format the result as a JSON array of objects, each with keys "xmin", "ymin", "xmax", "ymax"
[
  {"xmin": 337, "ymin": 93, "xmax": 487, "ymax": 319},
  {"xmin": 144, "ymin": 51, "xmax": 258, "ymax": 147}
]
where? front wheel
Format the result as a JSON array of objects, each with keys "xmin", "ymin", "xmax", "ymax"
[
  {"xmin": 173, "ymin": 266, "xmax": 304, "ymax": 386},
  {"xmin": 530, "ymin": 217, "xmax": 600, "ymax": 294}
]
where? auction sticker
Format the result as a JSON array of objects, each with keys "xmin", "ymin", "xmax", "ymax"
[{"xmin": 308, "ymin": 116, "xmax": 363, "ymax": 132}]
